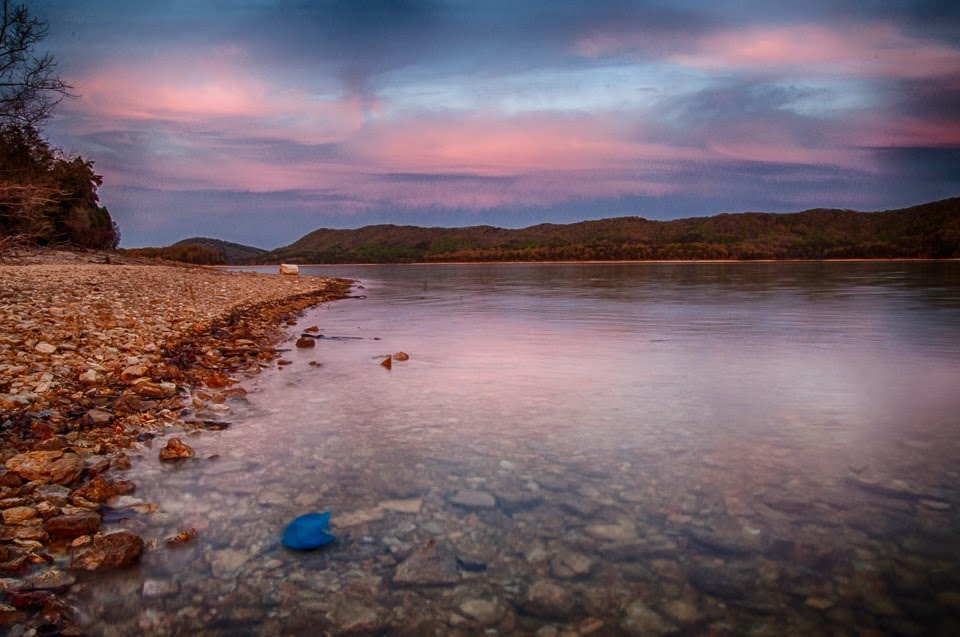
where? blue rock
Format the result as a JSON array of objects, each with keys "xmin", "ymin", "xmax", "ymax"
[{"xmin": 282, "ymin": 512, "xmax": 336, "ymax": 550}]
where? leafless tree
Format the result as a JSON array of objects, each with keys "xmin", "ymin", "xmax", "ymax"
[{"xmin": 0, "ymin": 0, "xmax": 73, "ymax": 128}]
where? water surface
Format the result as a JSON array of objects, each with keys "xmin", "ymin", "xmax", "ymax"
[{"xmin": 72, "ymin": 262, "xmax": 960, "ymax": 635}]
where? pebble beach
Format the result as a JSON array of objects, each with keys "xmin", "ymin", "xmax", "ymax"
[{"xmin": 0, "ymin": 249, "xmax": 351, "ymax": 633}]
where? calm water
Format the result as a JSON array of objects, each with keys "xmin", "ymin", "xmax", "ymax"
[{"xmin": 70, "ymin": 262, "xmax": 960, "ymax": 636}]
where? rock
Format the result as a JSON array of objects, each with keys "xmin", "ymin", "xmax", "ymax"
[
  {"xmin": 209, "ymin": 547, "xmax": 249, "ymax": 579},
  {"xmin": 143, "ymin": 578, "xmax": 180, "ymax": 597},
  {"xmin": 295, "ymin": 337, "xmax": 315, "ymax": 348},
  {"xmin": 45, "ymin": 511, "xmax": 101, "ymax": 539},
  {"xmin": 920, "ymin": 499, "xmax": 951, "ymax": 511},
  {"xmin": 78, "ymin": 369, "xmax": 99, "ymax": 384},
  {"xmin": 35, "ymin": 342, "xmax": 57, "ymax": 354},
  {"xmin": 393, "ymin": 540, "xmax": 460, "ymax": 586},
  {"xmin": 72, "ymin": 477, "xmax": 114, "ymax": 503},
  {"xmin": 70, "ymin": 531, "xmax": 143, "ymax": 570},
  {"xmin": 805, "ymin": 597, "xmax": 834, "ymax": 611},
  {"xmin": 494, "ymin": 490, "xmax": 543, "ymax": 514},
  {"xmin": 621, "ymin": 600, "xmax": 678, "ymax": 636},
  {"xmin": 687, "ymin": 563, "xmax": 752, "ymax": 599},
  {"xmin": 165, "ymin": 528, "xmax": 198, "ymax": 545},
  {"xmin": 550, "ymin": 550, "xmax": 593, "ymax": 580},
  {"xmin": 380, "ymin": 356, "xmax": 392, "ymax": 370},
  {"xmin": 330, "ymin": 601, "xmax": 386, "ymax": 636},
  {"xmin": 379, "ymin": 498, "xmax": 422, "ymax": 514},
  {"xmin": 522, "ymin": 579, "xmax": 576, "ymax": 619},
  {"xmin": 134, "ymin": 380, "xmax": 171, "ymax": 397},
  {"xmin": 584, "ymin": 522, "xmax": 636, "ymax": 542},
  {"xmin": 450, "ymin": 490, "xmax": 496, "ymax": 509},
  {"xmin": 392, "ymin": 352, "xmax": 409, "ymax": 361},
  {"xmin": 1, "ymin": 507, "xmax": 37, "ymax": 525},
  {"xmin": 159, "ymin": 438, "xmax": 194, "ymax": 461},
  {"xmin": 34, "ymin": 484, "xmax": 70, "ymax": 506},
  {"xmin": 1, "ymin": 525, "xmax": 47, "ymax": 542},
  {"xmin": 458, "ymin": 598, "xmax": 504, "ymax": 626},
  {"xmin": 83, "ymin": 455, "xmax": 111, "ymax": 474},
  {"xmin": 85, "ymin": 408, "xmax": 114, "ymax": 427},
  {"xmin": 5, "ymin": 450, "xmax": 83, "ymax": 485},
  {"xmin": 334, "ymin": 507, "xmax": 385, "ymax": 528},
  {"xmin": 660, "ymin": 599, "xmax": 702, "ymax": 625},
  {"xmin": 120, "ymin": 364, "xmax": 149, "ymax": 382},
  {"xmin": 25, "ymin": 569, "xmax": 75, "ymax": 590},
  {"xmin": 936, "ymin": 591, "xmax": 960, "ymax": 610},
  {"xmin": 684, "ymin": 521, "xmax": 763, "ymax": 555},
  {"xmin": 279, "ymin": 264, "xmax": 299, "ymax": 275}
]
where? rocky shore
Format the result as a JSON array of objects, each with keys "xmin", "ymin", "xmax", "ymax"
[{"xmin": 0, "ymin": 249, "xmax": 351, "ymax": 633}]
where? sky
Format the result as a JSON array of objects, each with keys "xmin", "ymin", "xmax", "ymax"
[{"xmin": 31, "ymin": 0, "xmax": 960, "ymax": 248}]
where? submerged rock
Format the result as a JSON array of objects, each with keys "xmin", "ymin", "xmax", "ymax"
[
  {"xmin": 450, "ymin": 490, "xmax": 496, "ymax": 509},
  {"xmin": 393, "ymin": 540, "xmax": 460, "ymax": 586},
  {"xmin": 458, "ymin": 598, "xmax": 504, "ymax": 626},
  {"xmin": 521, "ymin": 579, "xmax": 576, "ymax": 619},
  {"xmin": 621, "ymin": 600, "xmax": 678, "ymax": 636}
]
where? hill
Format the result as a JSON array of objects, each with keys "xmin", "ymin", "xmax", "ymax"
[
  {"xmin": 121, "ymin": 238, "xmax": 268, "ymax": 265},
  {"xmin": 257, "ymin": 198, "xmax": 959, "ymax": 264},
  {"xmin": 171, "ymin": 238, "xmax": 269, "ymax": 264}
]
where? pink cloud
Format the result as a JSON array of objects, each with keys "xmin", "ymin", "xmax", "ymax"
[
  {"xmin": 68, "ymin": 55, "xmax": 364, "ymax": 144},
  {"xmin": 352, "ymin": 115, "xmax": 702, "ymax": 173},
  {"xmin": 579, "ymin": 22, "xmax": 960, "ymax": 79}
]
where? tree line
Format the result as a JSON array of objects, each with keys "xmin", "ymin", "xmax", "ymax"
[
  {"xmin": 257, "ymin": 199, "xmax": 959, "ymax": 264},
  {"xmin": 0, "ymin": 1, "xmax": 119, "ymax": 254}
]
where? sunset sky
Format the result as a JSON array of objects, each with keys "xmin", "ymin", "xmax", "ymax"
[{"xmin": 32, "ymin": 0, "xmax": 960, "ymax": 248}]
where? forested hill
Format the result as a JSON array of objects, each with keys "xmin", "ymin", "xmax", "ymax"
[
  {"xmin": 260, "ymin": 198, "xmax": 960, "ymax": 263},
  {"xmin": 122, "ymin": 237, "xmax": 268, "ymax": 264}
]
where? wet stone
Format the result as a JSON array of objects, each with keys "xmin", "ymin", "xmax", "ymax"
[
  {"xmin": 550, "ymin": 550, "xmax": 594, "ymax": 580},
  {"xmin": 449, "ymin": 490, "xmax": 496, "ymax": 509},
  {"xmin": 393, "ymin": 540, "xmax": 460, "ymax": 587},
  {"xmin": 493, "ymin": 490, "xmax": 543, "ymax": 514},
  {"xmin": 621, "ymin": 600, "xmax": 679, "ymax": 636},
  {"xmin": 70, "ymin": 531, "xmax": 144, "ymax": 570},
  {"xmin": 687, "ymin": 563, "xmax": 753, "ymax": 600},
  {"xmin": 158, "ymin": 438, "xmax": 195, "ymax": 461},
  {"xmin": 583, "ymin": 521, "xmax": 636, "ymax": 542},
  {"xmin": 1, "ymin": 507, "xmax": 37, "ymax": 525},
  {"xmin": 142, "ymin": 578, "xmax": 180, "ymax": 598},
  {"xmin": 4, "ymin": 450, "xmax": 83, "ymax": 485},
  {"xmin": 329, "ymin": 601, "xmax": 387, "ymax": 636},
  {"xmin": 85, "ymin": 408, "xmax": 113, "ymax": 426},
  {"xmin": 25, "ymin": 569, "xmax": 75, "ymax": 590},
  {"xmin": 659, "ymin": 599, "xmax": 702, "ymax": 625},
  {"xmin": 379, "ymin": 498, "xmax": 422, "ymax": 514},
  {"xmin": 522, "ymin": 579, "xmax": 576, "ymax": 620},
  {"xmin": 458, "ymin": 598, "xmax": 504, "ymax": 626},
  {"xmin": 45, "ymin": 511, "xmax": 101, "ymax": 539}
]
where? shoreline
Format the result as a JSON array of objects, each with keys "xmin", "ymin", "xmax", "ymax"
[
  {"xmin": 0, "ymin": 252, "xmax": 352, "ymax": 632},
  {"xmin": 236, "ymin": 257, "xmax": 960, "ymax": 268}
]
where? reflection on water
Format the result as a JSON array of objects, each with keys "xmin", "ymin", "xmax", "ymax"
[{"xmin": 71, "ymin": 262, "xmax": 960, "ymax": 635}]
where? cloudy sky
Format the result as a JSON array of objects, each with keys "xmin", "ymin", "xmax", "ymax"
[{"xmin": 32, "ymin": 0, "xmax": 960, "ymax": 248}]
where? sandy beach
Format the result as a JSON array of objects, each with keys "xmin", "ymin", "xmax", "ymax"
[{"xmin": 0, "ymin": 248, "xmax": 351, "ymax": 632}]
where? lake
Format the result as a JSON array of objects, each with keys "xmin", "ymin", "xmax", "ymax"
[{"xmin": 70, "ymin": 261, "xmax": 960, "ymax": 636}]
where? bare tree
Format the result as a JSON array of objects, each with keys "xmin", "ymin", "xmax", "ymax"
[{"xmin": 0, "ymin": 0, "xmax": 73, "ymax": 128}]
